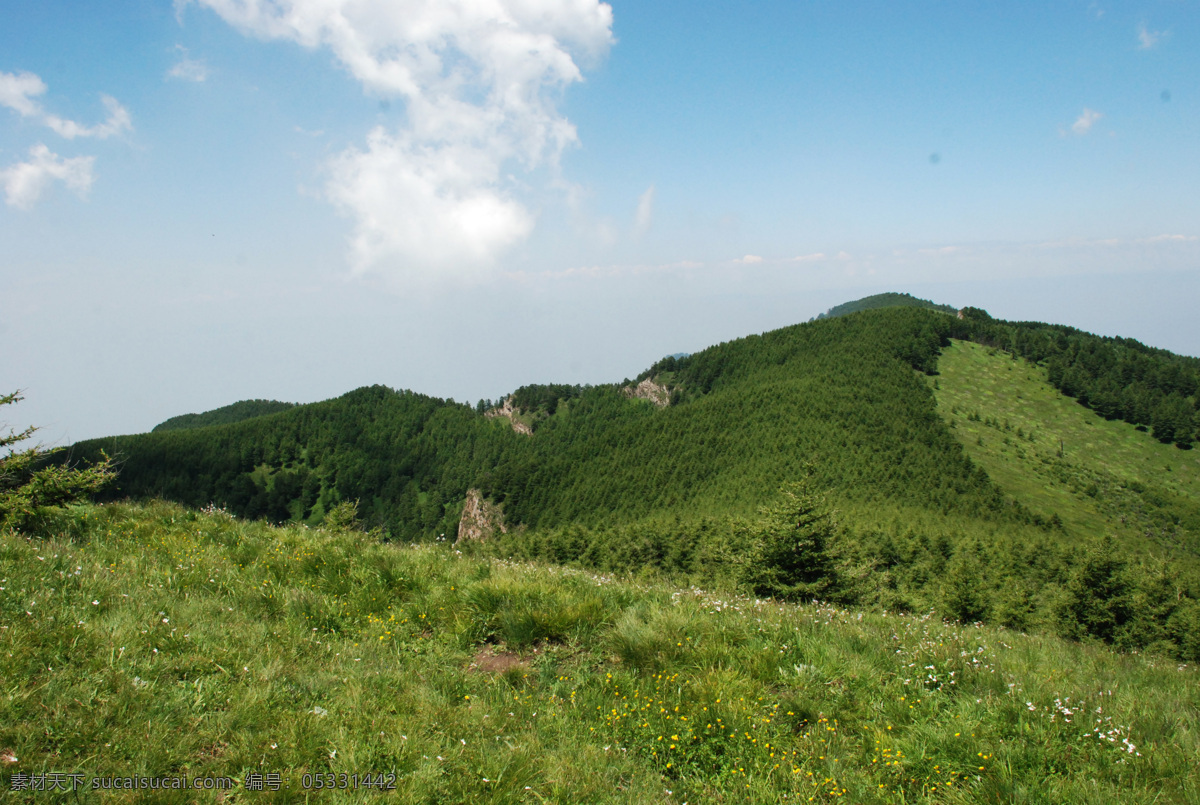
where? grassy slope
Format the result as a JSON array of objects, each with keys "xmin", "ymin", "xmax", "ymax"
[
  {"xmin": 2, "ymin": 502, "xmax": 1198, "ymax": 804},
  {"xmin": 934, "ymin": 340, "xmax": 1200, "ymax": 568}
]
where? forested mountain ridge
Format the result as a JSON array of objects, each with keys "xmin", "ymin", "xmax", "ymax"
[
  {"xmin": 72, "ymin": 307, "xmax": 1008, "ymax": 536},
  {"xmin": 61, "ymin": 298, "xmax": 1200, "ymax": 658},
  {"xmin": 70, "ymin": 300, "xmax": 1199, "ymax": 537},
  {"xmin": 814, "ymin": 291, "xmax": 957, "ymax": 320},
  {"xmin": 151, "ymin": 399, "xmax": 296, "ymax": 432}
]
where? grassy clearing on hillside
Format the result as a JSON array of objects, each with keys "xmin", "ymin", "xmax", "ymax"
[
  {"xmin": 3, "ymin": 503, "xmax": 1198, "ymax": 803},
  {"xmin": 935, "ymin": 340, "xmax": 1200, "ymax": 563}
]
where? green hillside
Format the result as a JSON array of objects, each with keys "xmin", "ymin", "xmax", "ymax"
[
  {"xmin": 59, "ymin": 301, "xmax": 1200, "ymax": 658},
  {"xmin": 73, "ymin": 308, "xmax": 1013, "ymax": 539},
  {"xmin": 935, "ymin": 340, "xmax": 1200, "ymax": 560},
  {"xmin": 2, "ymin": 501, "xmax": 1197, "ymax": 804},
  {"xmin": 10, "ymin": 297, "xmax": 1200, "ymax": 800},
  {"xmin": 152, "ymin": 399, "xmax": 297, "ymax": 433},
  {"xmin": 83, "ymin": 387, "xmax": 520, "ymax": 538}
]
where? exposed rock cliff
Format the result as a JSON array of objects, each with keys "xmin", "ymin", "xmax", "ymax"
[
  {"xmin": 484, "ymin": 396, "xmax": 533, "ymax": 435},
  {"xmin": 623, "ymin": 377, "xmax": 670, "ymax": 408},
  {"xmin": 456, "ymin": 488, "xmax": 508, "ymax": 543}
]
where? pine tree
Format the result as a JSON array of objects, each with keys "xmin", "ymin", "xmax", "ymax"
[
  {"xmin": 743, "ymin": 479, "xmax": 838, "ymax": 601},
  {"xmin": 942, "ymin": 545, "xmax": 988, "ymax": 623},
  {"xmin": 1059, "ymin": 536, "xmax": 1134, "ymax": 645},
  {"xmin": 1, "ymin": 392, "xmax": 115, "ymax": 531}
]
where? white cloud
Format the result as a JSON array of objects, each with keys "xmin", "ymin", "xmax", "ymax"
[
  {"xmin": 167, "ymin": 46, "xmax": 209, "ymax": 82},
  {"xmin": 327, "ymin": 127, "xmax": 535, "ymax": 277},
  {"xmin": 0, "ymin": 71, "xmax": 47, "ymax": 117},
  {"xmin": 734, "ymin": 254, "xmax": 763, "ymax": 264},
  {"xmin": 188, "ymin": 0, "xmax": 614, "ymax": 280},
  {"xmin": 789, "ymin": 252, "xmax": 825, "ymax": 263},
  {"xmin": 1137, "ymin": 24, "xmax": 1165, "ymax": 50},
  {"xmin": 0, "ymin": 70, "xmax": 131, "ymax": 139},
  {"xmin": 633, "ymin": 184, "xmax": 655, "ymax": 235},
  {"xmin": 1070, "ymin": 108, "xmax": 1102, "ymax": 136},
  {"xmin": 43, "ymin": 95, "xmax": 132, "ymax": 140},
  {"xmin": 1, "ymin": 144, "xmax": 95, "ymax": 209}
]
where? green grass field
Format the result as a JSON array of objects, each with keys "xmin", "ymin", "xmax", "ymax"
[
  {"xmin": 3, "ymin": 501, "xmax": 1198, "ymax": 803},
  {"xmin": 934, "ymin": 340, "xmax": 1200, "ymax": 561}
]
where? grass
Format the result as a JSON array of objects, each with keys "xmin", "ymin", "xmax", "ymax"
[
  {"xmin": 2, "ymin": 501, "xmax": 1198, "ymax": 803},
  {"xmin": 934, "ymin": 340, "xmax": 1200, "ymax": 563}
]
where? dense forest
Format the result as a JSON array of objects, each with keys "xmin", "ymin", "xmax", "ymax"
[
  {"xmin": 814, "ymin": 291, "xmax": 957, "ymax": 320},
  {"xmin": 61, "ymin": 299, "xmax": 1200, "ymax": 659},
  {"xmin": 151, "ymin": 399, "xmax": 296, "ymax": 432}
]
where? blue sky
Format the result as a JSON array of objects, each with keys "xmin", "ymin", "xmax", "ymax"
[{"xmin": 2, "ymin": 1, "xmax": 1198, "ymax": 444}]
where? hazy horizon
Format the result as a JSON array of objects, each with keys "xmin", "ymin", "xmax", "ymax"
[{"xmin": 3, "ymin": 1, "xmax": 1197, "ymax": 445}]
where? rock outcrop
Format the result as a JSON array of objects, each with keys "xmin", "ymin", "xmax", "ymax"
[
  {"xmin": 623, "ymin": 377, "xmax": 670, "ymax": 408},
  {"xmin": 484, "ymin": 396, "xmax": 533, "ymax": 435},
  {"xmin": 456, "ymin": 488, "xmax": 508, "ymax": 543}
]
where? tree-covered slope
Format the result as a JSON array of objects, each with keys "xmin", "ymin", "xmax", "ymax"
[
  {"xmin": 78, "ymin": 386, "xmax": 523, "ymax": 539},
  {"xmin": 50, "ymin": 301, "xmax": 1200, "ymax": 658},
  {"xmin": 815, "ymin": 291, "xmax": 957, "ymax": 320},
  {"xmin": 151, "ymin": 399, "xmax": 297, "ymax": 432},
  {"xmin": 486, "ymin": 308, "xmax": 1005, "ymax": 529},
  {"xmin": 69, "ymin": 304, "xmax": 1199, "ymax": 541},
  {"xmin": 71, "ymin": 308, "xmax": 1009, "ymax": 540}
]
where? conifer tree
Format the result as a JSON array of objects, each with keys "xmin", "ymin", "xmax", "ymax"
[
  {"xmin": 1, "ymin": 391, "xmax": 115, "ymax": 531},
  {"xmin": 942, "ymin": 545, "xmax": 989, "ymax": 623},
  {"xmin": 743, "ymin": 479, "xmax": 838, "ymax": 601},
  {"xmin": 1059, "ymin": 536, "xmax": 1134, "ymax": 646}
]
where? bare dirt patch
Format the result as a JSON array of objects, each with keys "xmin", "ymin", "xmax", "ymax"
[{"xmin": 469, "ymin": 646, "xmax": 528, "ymax": 674}]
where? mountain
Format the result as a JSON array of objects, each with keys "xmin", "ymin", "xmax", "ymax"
[
  {"xmin": 815, "ymin": 291, "xmax": 957, "ymax": 320},
  {"xmin": 151, "ymin": 399, "xmax": 296, "ymax": 432},
  {"xmin": 63, "ymin": 297, "xmax": 1200, "ymax": 659}
]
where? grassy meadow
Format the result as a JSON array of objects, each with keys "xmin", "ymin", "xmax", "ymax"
[
  {"xmin": 2, "ymin": 501, "xmax": 1198, "ymax": 803},
  {"xmin": 934, "ymin": 339, "xmax": 1200, "ymax": 562}
]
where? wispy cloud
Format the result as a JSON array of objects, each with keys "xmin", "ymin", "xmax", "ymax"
[
  {"xmin": 0, "ymin": 71, "xmax": 45, "ymax": 117},
  {"xmin": 734, "ymin": 254, "xmax": 763, "ymax": 264},
  {"xmin": 1141, "ymin": 234, "xmax": 1196, "ymax": 243},
  {"xmin": 789, "ymin": 253, "xmax": 826, "ymax": 263},
  {"xmin": 633, "ymin": 184, "xmax": 655, "ymax": 236},
  {"xmin": 1137, "ymin": 23, "xmax": 1165, "ymax": 50},
  {"xmin": 167, "ymin": 45, "xmax": 208, "ymax": 82},
  {"xmin": 189, "ymin": 0, "xmax": 614, "ymax": 281},
  {"xmin": 0, "ymin": 70, "xmax": 131, "ymax": 139},
  {"xmin": 1, "ymin": 144, "xmax": 95, "ymax": 209},
  {"xmin": 1069, "ymin": 108, "xmax": 1102, "ymax": 136},
  {"xmin": 42, "ymin": 95, "xmax": 131, "ymax": 139}
]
